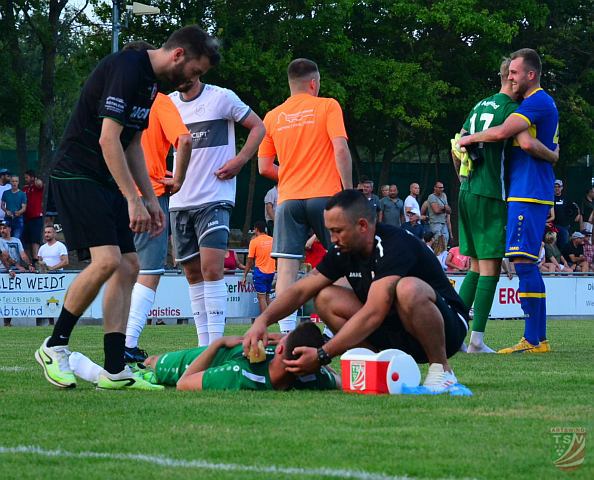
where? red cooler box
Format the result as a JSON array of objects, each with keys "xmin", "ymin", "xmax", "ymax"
[{"xmin": 340, "ymin": 348, "xmax": 420, "ymax": 395}]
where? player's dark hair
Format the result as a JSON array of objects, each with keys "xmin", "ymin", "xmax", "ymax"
[
  {"xmin": 325, "ymin": 189, "xmax": 376, "ymax": 225},
  {"xmin": 254, "ymin": 220, "xmax": 267, "ymax": 233},
  {"xmin": 362, "ymin": 179, "xmax": 374, "ymax": 186},
  {"xmin": 164, "ymin": 25, "xmax": 221, "ymax": 66},
  {"xmin": 24, "ymin": 169, "xmax": 36, "ymax": 177},
  {"xmin": 510, "ymin": 48, "xmax": 541, "ymax": 78},
  {"xmin": 287, "ymin": 58, "xmax": 319, "ymax": 80},
  {"xmin": 123, "ymin": 40, "xmax": 156, "ymax": 51},
  {"xmin": 284, "ymin": 322, "xmax": 324, "ymax": 360}
]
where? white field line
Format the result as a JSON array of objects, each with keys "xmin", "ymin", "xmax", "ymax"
[
  {"xmin": 0, "ymin": 366, "xmax": 33, "ymax": 372},
  {"xmin": 0, "ymin": 445, "xmax": 476, "ymax": 480}
]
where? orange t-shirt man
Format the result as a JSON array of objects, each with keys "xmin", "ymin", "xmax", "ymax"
[
  {"xmin": 248, "ymin": 234, "xmax": 275, "ymax": 274},
  {"xmin": 140, "ymin": 93, "xmax": 190, "ymax": 196},
  {"xmin": 258, "ymin": 93, "xmax": 348, "ymax": 205}
]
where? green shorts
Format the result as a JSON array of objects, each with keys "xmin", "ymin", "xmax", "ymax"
[
  {"xmin": 458, "ymin": 191, "xmax": 506, "ymax": 260},
  {"xmin": 154, "ymin": 347, "xmax": 206, "ymax": 385}
]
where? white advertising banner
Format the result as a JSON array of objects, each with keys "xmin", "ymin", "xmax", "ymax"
[
  {"xmin": 0, "ymin": 274, "xmax": 75, "ymax": 318},
  {"xmin": 1, "ymin": 272, "xmax": 592, "ymax": 319}
]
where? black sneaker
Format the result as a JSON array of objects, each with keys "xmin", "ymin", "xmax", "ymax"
[{"xmin": 124, "ymin": 346, "xmax": 148, "ymax": 363}]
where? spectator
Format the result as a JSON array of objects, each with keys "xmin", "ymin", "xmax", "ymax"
[
  {"xmin": 580, "ymin": 186, "xmax": 594, "ymax": 234},
  {"xmin": 224, "ymin": 247, "xmax": 245, "ymax": 273},
  {"xmin": 378, "ymin": 184, "xmax": 404, "ymax": 227},
  {"xmin": 536, "ymin": 241, "xmax": 551, "ymax": 273},
  {"xmin": 427, "ymin": 181, "xmax": 452, "ymax": 245},
  {"xmin": 423, "ymin": 230, "xmax": 435, "ymax": 251},
  {"xmin": 542, "ymin": 231, "xmax": 573, "ymax": 273},
  {"xmin": 22, "ymin": 170, "xmax": 44, "ymax": 265},
  {"xmin": 404, "ymin": 182, "xmax": 424, "ymax": 223},
  {"xmin": 433, "ymin": 235, "xmax": 448, "ymax": 270},
  {"xmin": 446, "ymin": 245, "xmax": 470, "ymax": 272},
  {"xmin": 0, "ymin": 168, "xmax": 11, "ymax": 221},
  {"xmin": 361, "ymin": 180, "xmax": 381, "ymax": 218},
  {"xmin": 402, "ymin": 213, "xmax": 424, "ymax": 239},
  {"xmin": 379, "ymin": 184, "xmax": 389, "ymax": 198},
  {"xmin": 562, "ymin": 231, "xmax": 589, "ymax": 272},
  {"xmin": 582, "ymin": 230, "xmax": 594, "ymax": 270},
  {"xmin": 37, "ymin": 225, "xmax": 68, "ymax": 272},
  {"xmin": 1, "ymin": 175, "xmax": 27, "ymax": 239},
  {"xmin": 0, "ymin": 220, "xmax": 35, "ymax": 275},
  {"xmin": 553, "ymin": 179, "xmax": 579, "ymax": 249},
  {"xmin": 242, "ymin": 221, "xmax": 276, "ymax": 313},
  {"xmin": 264, "ymin": 185, "xmax": 278, "ymax": 236}
]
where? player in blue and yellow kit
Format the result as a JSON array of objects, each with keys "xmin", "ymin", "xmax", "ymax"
[{"xmin": 459, "ymin": 48, "xmax": 559, "ymax": 354}]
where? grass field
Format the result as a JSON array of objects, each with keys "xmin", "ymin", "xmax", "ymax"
[{"xmin": 0, "ymin": 320, "xmax": 592, "ymax": 480}]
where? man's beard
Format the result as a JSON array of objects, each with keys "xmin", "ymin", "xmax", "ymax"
[{"xmin": 158, "ymin": 62, "xmax": 194, "ymax": 93}]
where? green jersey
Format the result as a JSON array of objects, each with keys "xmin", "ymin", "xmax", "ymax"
[
  {"xmin": 154, "ymin": 345, "xmax": 337, "ymax": 391},
  {"xmin": 461, "ymin": 93, "xmax": 518, "ymax": 200}
]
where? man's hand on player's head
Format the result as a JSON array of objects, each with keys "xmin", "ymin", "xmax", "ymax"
[{"xmin": 283, "ymin": 346, "xmax": 320, "ymax": 375}]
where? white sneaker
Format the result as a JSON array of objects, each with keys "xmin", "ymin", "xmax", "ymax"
[
  {"xmin": 96, "ymin": 366, "xmax": 163, "ymax": 391},
  {"xmin": 35, "ymin": 337, "xmax": 77, "ymax": 388},
  {"xmin": 467, "ymin": 342, "xmax": 495, "ymax": 353},
  {"xmin": 422, "ymin": 363, "xmax": 457, "ymax": 393},
  {"xmin": 459, "ymin": 342, "xmax": 468, "ymax": 353}
]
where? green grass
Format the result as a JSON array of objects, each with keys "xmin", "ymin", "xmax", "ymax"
[{"xmin": 0, "ymin": 320, "xmax": 592, "ymax": 480}]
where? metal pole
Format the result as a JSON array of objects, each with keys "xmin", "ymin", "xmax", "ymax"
[{"xmin": 111, "ymin": 1, "xmax": 120, "ymax": 53}]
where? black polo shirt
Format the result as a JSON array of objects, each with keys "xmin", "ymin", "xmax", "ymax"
[
  {"xmin": 52, "ymin": 49, "xmax": 158, "ymax": 185},
  {"xmin": 316, "ymin": 224, "xmax": 468, "ymax": 318}
]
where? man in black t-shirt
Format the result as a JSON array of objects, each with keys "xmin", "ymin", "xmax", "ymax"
[
  {"xmin": 243, "ymin": 190, "xmax": 469, "ymax": 393},
  {"xmin": 35, "ymin": 26, "xmax": 221, "ymax": 391},
  {"xmin": 562, "ymin": 232, "xmax": 589, "ymax": 272}
]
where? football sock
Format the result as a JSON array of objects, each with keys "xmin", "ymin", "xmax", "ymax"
[
  {"xmin": 458, "ymin": 270, "xmax": 479, "ymax": 310},
  {"xmin": 514, "ymin": 263, "xmax": 543, "ymax": 346},
  {"xmin": 69, "ymin": 351, "xmax": 102, "ymax": 383},
  {"xmin": 125, "ymin": 283, "xmax": 156, "ymax": 349},
  {"xmin": 537, "ymin": 272, "xmax": 547, "ymax": 342},
  {"xmin": 189, "ymin": 282, "xmax": 209, "ymax": 346},
  {"xmin": 322, "ymin": 326, "xmax": 334, "ymax": 339},
  {"xmin": 204, "ymin": 279, "xmax": 227, "ymax": 344},
  {"xmin": 471, "ymin": 275, "xmax": 499, "ymax": 333},
  {"xmin": 279, "ymin": 312, "xmax": 297, "ymax": 334},
  {"xmin": 47, "ymin": 307, "xmax": 80, "ymax": 347},
  {"xmin": 103, "ymin": 332, "xmax": 126, "ymax": 374},
  {"xmin": 468, "ymin": 331, "xmax": 495, "ymax": 352}
]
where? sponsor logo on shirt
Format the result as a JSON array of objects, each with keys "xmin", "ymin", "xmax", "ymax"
[
  {"xmin": 277, "ymin": 110, "xmax": 315, "ymax": 131},
  {"xmin": 130, "ymin": 106, "xmax": 150, "ymax": 121},
  {"xmin": 104, "ymin": 96, "xmax": 126, "ymax": 114},
  {"xmin": 349, "ymin": 272, "xmax": 362, "ymax": 278}
]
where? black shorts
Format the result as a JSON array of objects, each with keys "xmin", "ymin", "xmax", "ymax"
[
  {"xmin": 51, "ymin": 178, "xmax": 135, "ymax": 253},
  {"xmin": 23, "ymin": 217, "xmax": 43, "ymax": 245},
  {"xmin": 366, "ymin": 293, "xmax": 468, "ymax": 363}
]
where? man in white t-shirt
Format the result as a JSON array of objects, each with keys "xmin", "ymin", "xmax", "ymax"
[
  {"xmin": 264, "ymin": 185, "xmax": 278, "ymax": 235},
  {"xmin": 169, "ymin": 80, "xmax": 265, "ymax": 346},
  {"xmin": 404, "ymin": 182, "xmax": 424, "ymax": 223},
  {"xmin": 38, "ymin": 225, "xmax": 68, "ymax": 272}
]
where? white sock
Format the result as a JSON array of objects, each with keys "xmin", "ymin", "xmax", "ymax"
[
  {"xmin": 204, "ymin": 279, "xmax": 227, "ymax": 344},
  {"xmin": 279, "ymin": 312, "xmax": 297, "ymax": 334},
  {"xmin": 189, "ymin": 282, "xmax": 209, "ymax": 346},
  {"xmin": 469, "ymin": 331, "xmax": 484, "ymax": 346},
  {"xmin": 125, "ymin": 283, "xmax": 156, "ymax": 348},
  {"xmin": 322, "ymin": 326, "xmax": 334, "ymax": 339},
  {"xmin": 69, "ymin": 351, "xmax": 102, "ymax": 383},
  {"xmin": 468, "ymin": 331, "xmax": 495, "ymax": 353}
]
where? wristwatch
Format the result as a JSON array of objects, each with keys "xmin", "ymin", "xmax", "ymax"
[{"xmin": 317, "ymin": 347, "xmax": 332, "ymax": 366}]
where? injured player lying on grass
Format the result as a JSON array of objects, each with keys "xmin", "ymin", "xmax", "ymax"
[{"xmin": 68, "ymin": 322, "xmax": 340, "ymax": 391}]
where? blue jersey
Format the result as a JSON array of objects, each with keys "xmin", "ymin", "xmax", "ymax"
[{"xmin": 507, "ymin": 88, "xmax": 559, "ymax": 205}]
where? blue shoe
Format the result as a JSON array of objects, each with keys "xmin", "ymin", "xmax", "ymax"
[{"xmin": 124, "ymin": 346, "xmax": 148, "ymax": 363}]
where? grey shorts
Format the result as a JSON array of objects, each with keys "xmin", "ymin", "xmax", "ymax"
[
  {"xmin": 134, "ymin": 195, "xmax": 169, "ymax": 274},
  {"xmin": 170, "ymin": 202, "xmax": 232, "ymax": 263},
  {"xmin": 272, "ymin": 197, "xmax": 331, "ymax": 259}
]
